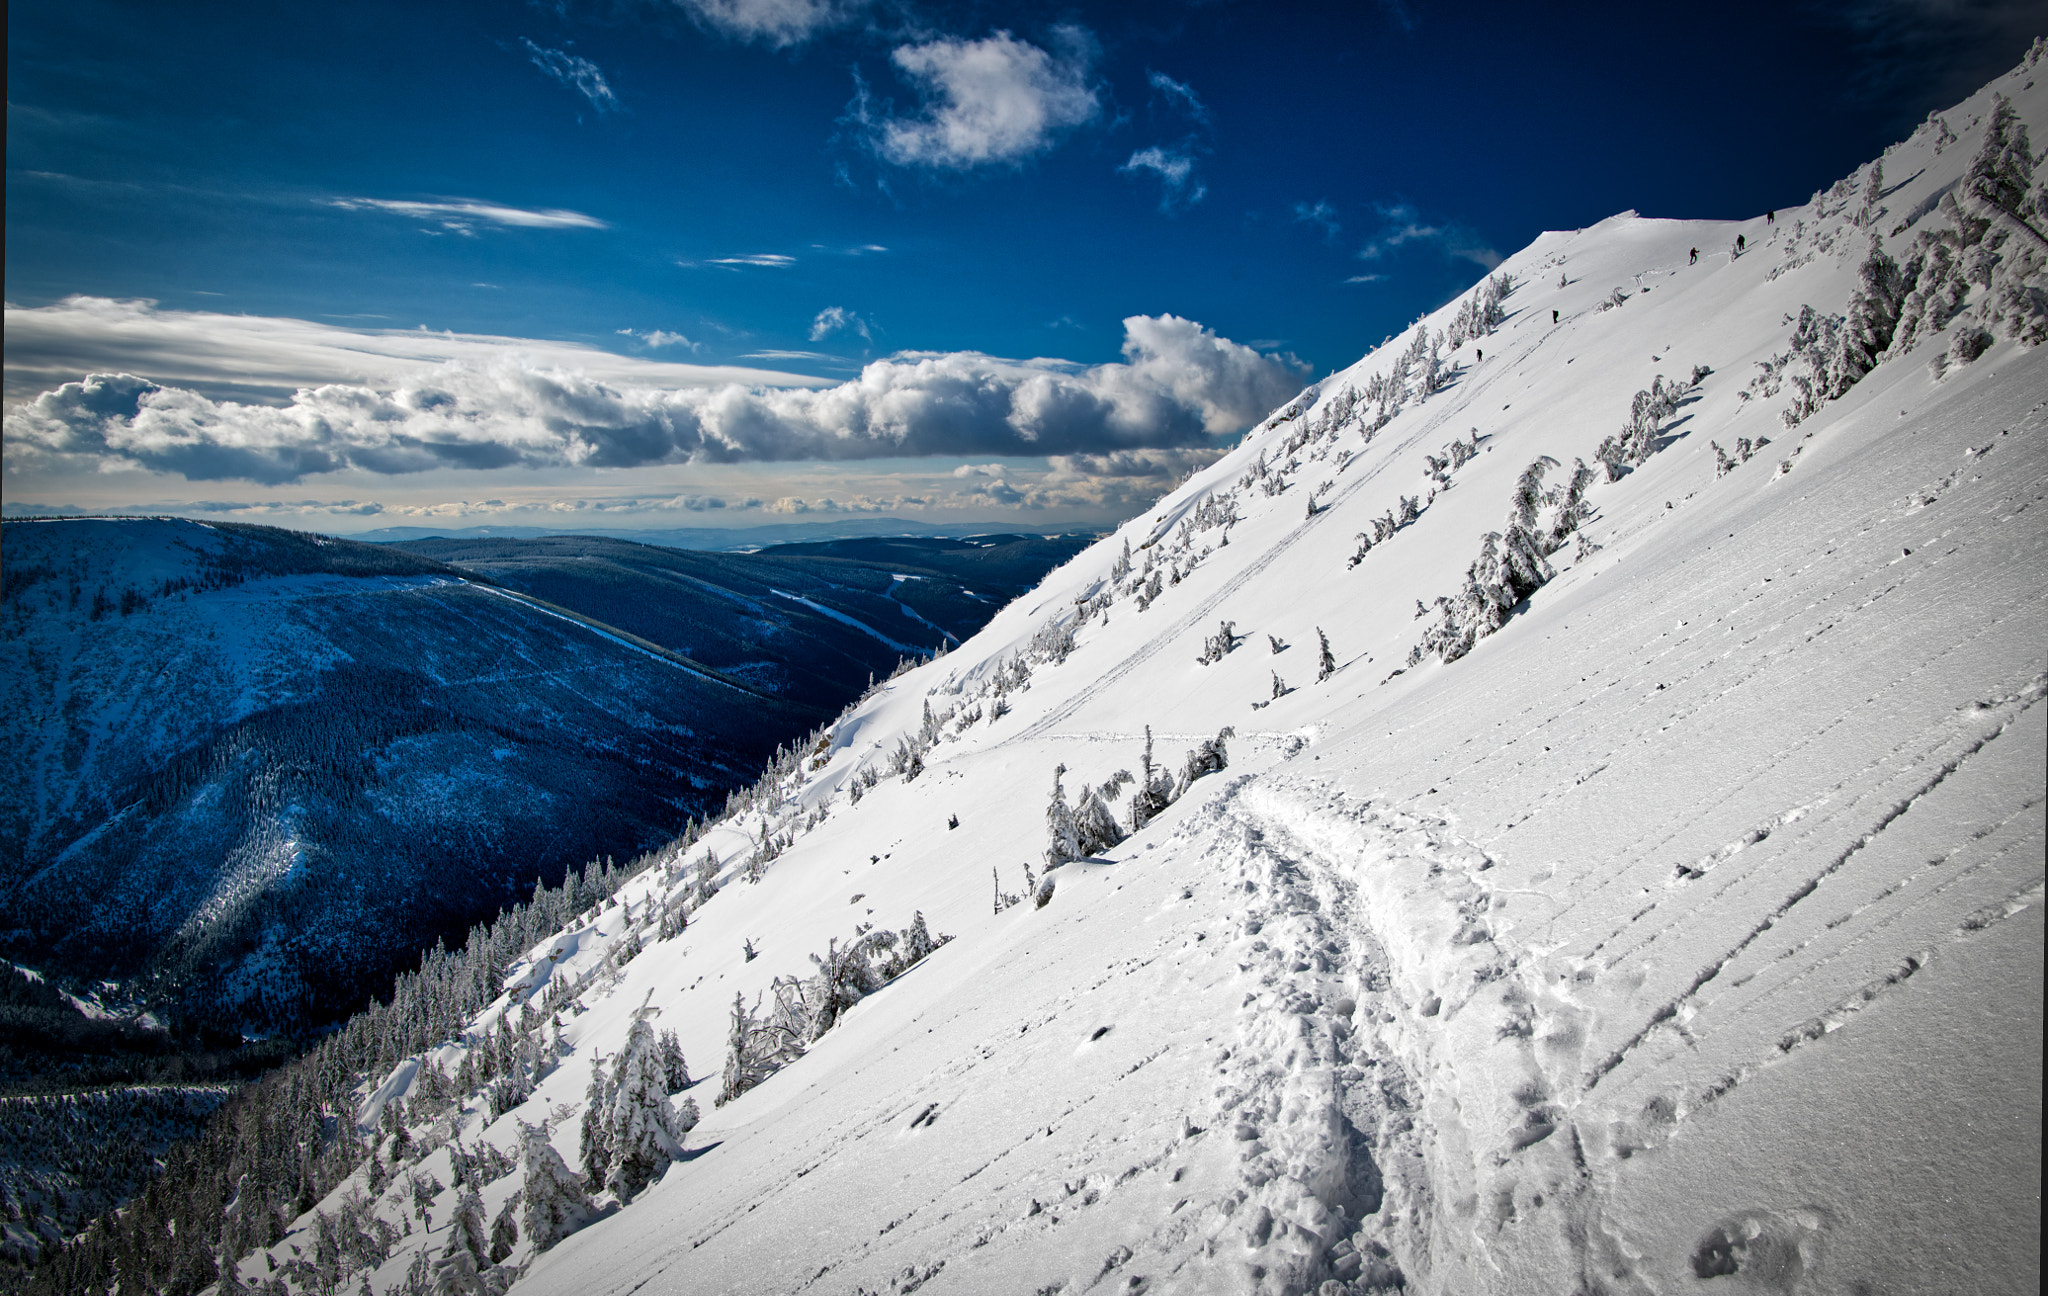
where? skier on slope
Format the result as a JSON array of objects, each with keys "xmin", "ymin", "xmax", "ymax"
[
  {"xmin": 1552, "ymin": 309, "xmax": 1560, "ymax": 323},
  {"xmin": 1690, "ymin": 247, "xmax": 1698, "ymax": 264},
  {"xmin": 1736, "ymin": 234, "xmax": 1746, "ymax": 252}
]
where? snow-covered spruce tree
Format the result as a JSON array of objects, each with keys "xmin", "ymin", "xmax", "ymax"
[
  {"xmin": 578, "ymin": 1062, "xmax": 612, "ymax": 1189},
  {"xmin": 432, "ymin": 1188, "xmax": 492, "ymax": 1296},
  {"xmin": 1966, "ymin": 94, "xmax": 2048, "ymax": 250},
  {"xmin": 605, "ymin": 1013, "xmax": 693, "ymax": 1202},
  {"xmin": 1127, "ymin": 727, "xmax": 1174, "ymax": 833},
  {"xmin": 1837, "ymin": 241, "xmax": 1906, "ymax": 391},
  {"xmin": 1045, "ymin": 765, "xmax": 1082, "ymax": 868},
  {"xmin": 488, "ymin": 1197, "xmax": 519, "ymax": 1264},
  {"xmin": 1316, "ymin": 627, "xmax": 1336, "ymax": 682},
  {"xmin": 1073, "ymin": 781, "xmax": 1126, "ymax": 857},
  {"xmin": 1545, "ymin": 459, "xmax": 1598, "ymax": 551},
  {"xmin": 518, "ymin": 1124, "xmax": 592, "ymax": 1254},
  {"xmin": 1174, "ymin": 727, "xmax": 1236, "ymax": 797},
  {"xmin": 1195, "ymin": 619, "xmax": 1238, "ymax": 665},
  {"xmin": 803, "ymin": 929, "xmax": 894, "ymax": 1038},
  {"xmin": 657, "ymin": 1029, "xmax": 690, "ymax": 1094}
]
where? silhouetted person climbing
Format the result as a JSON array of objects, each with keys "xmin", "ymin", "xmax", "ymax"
[
  {"xmin": 1766, "ymin": 210, "xmax": 1775, "ymax": 224},
  {"xmin": 1689, "ymin": 247, "xmax": 1698, "ymax": 264},
  {"xmin": 1476, "ymin": 349, "xmax": 1482, "ymax": 362},
  {"xmin": 1552, "ymin": 309, "xmax": 1559, "ymax": 324},
  {"xmin": 1736, "ymin": 234, "xmax": 1746, "ymax": 252}
]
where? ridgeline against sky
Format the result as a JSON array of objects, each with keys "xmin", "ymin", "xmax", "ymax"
[{"xmin": 4, "ymin": 0, "xmax": 2040, "ymax": 531}]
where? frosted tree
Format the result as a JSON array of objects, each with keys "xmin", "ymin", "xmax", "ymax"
[
  {"xmin": 1966, "ymin": 94, "xmax": 2048, "ymax": 248},
  {"xmin": 1837, "ymin": 242, "xmax": 1905, "ymax": 390},
  {"xmin": 1316, "ymin": 627, "xmax": 1336, "ymax": 682},
  {"xmin": 578, "ymin": 1061, "xmax": 611, "ymax": 1188},
  {"xmin": 1043, "ymin": 763, "xmax": 1083, "ymax": 867},
  {"xmin": 1127, "ymin": 727, "xmax": 1174, "ymax": 832},
  {"xmin": 606, "ymin": 1012, "xmax": 693, "ymax": 1202},
  {"xmin": 1072, "ymin": 782, "xmax": 1126, "ymax": 856},
  {"xmin": 518, "ymin": 1124, "xmax": 592, "ymax": 1254},
  {"xmin": 657, "ymin": 1029, "xmax": 690, "ymax": 1095},
  {"xmin": 488, "ymin": 1197, "xmax": 519, "ymax": 1264},
  {"xmin": 1174, "ymin": 726, "xmax": 1236, "ymax": 796},
  {"xmin": 432, "ymin": 1188, "xmax": 491, "ymax": 1296}
]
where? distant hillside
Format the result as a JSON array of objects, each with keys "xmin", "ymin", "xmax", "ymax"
[
  {"xmin": 0, "ymin": 518, "xmax": 821, "ymax": 1054},
  {"xmin": 390, "ymin": 532, "xmax": 1096, "ymax": 713}
]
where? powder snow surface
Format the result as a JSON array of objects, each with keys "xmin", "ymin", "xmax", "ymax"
[{"xmin": 258, "ymin": 62, "xmax": 2043, "ymax": 1296}]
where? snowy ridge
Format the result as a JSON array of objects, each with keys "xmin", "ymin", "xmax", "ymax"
[{"xmin": 209, "ymin": 52, "xmax": 2046, "ymax": 1296}]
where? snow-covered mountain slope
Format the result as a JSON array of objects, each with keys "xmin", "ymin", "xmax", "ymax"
[{"xmin": 217, "ymin": 56, "xmax": 2043, "ymax": 1296}]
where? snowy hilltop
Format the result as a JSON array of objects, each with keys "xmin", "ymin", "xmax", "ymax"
[{"xmin": 33, "ymin": 46, "xmax": 2046, "ymax": 1296}]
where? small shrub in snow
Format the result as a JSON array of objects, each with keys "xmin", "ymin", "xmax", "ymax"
[{"xmin": 1195, "ymin": 620, "xmax": 1239, "ymax": 665}]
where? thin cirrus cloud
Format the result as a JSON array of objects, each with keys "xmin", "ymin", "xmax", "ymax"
[
  {"xmin": 6, "ymin": 303, "xmax": 1307, "ymax": 486},
  {"xmin": 670, "ymin": 0, "xmax": 867, "ymax": 47},
  {"xmin": 1123, "ymin": 70, "xmax": 1211, "ymax": 211},
  {"xmin": 702, "ymin": 253, "xmax": 798, "ymax": 268},
  {"xmin": 860, "ymin": 28, "xmax": 1100, "ymax": 169},
  {"xmin": 520, "ymin": 39, "xmax": 621, "ymax": 113},
  {"xmin": 330, "ymin": 197, "xmax": 609, "ymax": 235},
  {"xmin": 0, "ymin": 296, "xmax": 823, "ymax": 406},
  {"xmin": 1356, "ymin": 202, "xmax": 1501, "ymax": 270}
]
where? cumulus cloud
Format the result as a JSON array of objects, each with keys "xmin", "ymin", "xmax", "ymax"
[
  {"xmin": 619, "ymin": 328, "xmax": 700, "ymax": 350},
  {"xmin": 6, "ymin": 308, "xmax": 1305, "ymax": 485},
  {"xmin": 671, "ymin": 0, "xmax": 865, "ymax": 46},
  {"xmin": 330, "ymin": 197, "xmax": 608, "ymax": 234},
  {"xmin": 865, "ymin": 29, "xmax": 1099, "ymax": 169},
  {"xmin": 809, "ymin": 306, "xmax": 873, "ymax": 343},
  {"xmin": 1121, "ymin": 144, "xmax": 1206, "ymax": 210},
  {"xmin": 1, "ymin": 296, "xmax": 821, "ymax": 405},
  {"xmin": 520, "ymin": 39, "xmax": 620, "ymax": 113}
]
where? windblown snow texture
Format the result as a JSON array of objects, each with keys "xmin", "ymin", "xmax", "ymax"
[{"xmin": 215, "ymin": 55, "xmax": 2043, "ymax": 1296}]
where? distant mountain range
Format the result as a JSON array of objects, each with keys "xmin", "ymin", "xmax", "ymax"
[
  {"xmin": 0, "ymin": 519, "xmax": 1091, "ymax": 1075},
  {"xmin": 351, "ymin": 516, "xmax": 1082, "ymax": 551}
]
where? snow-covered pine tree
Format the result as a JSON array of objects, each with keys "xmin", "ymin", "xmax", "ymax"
[
  {"xmin": 432, "ymin": 1188, "xmax": 491, "ymax": 1296},
  {"xmin": 1072, "ymin": 783, "xmax": 1126, "ymax": 857},
  {"xmin": 1837, "ymin": 242, "xmax": 1905, "ymax": 390},
  {"xmin": 1966, "ymin": 94, "xmax": 2048, "ymax": 249},
  {"xmin": 1044, "ymin": 765, "xmax": 1082, "ymax": 867},
  {"xmin": 1316, "ymin": 627, "xmax": 1336, "ymax": 682},
  {"xmin": 605, "ymin": 1013, "xmax": 690, "ymax": 1202},
  {"xmin": 518, "ymin": 1123, "xmax": 592, "ymax": 1254},
  {"xmin": 657, "ymin": 1029, "xmax": 690, "ymax": 1094},
  {"xmin": 1127, "ymin": 727, "xmax": 1174, "ymax": 832},
  {"xmin": 1174, "ymin": 727, "xmax": 1236, "ymax": 797},
  {"xmin": 578, "ymin": 1062, "xmax": 611, "ymax": 1188},
  {"xmin": 488, "ymin": 1197, "xmax": 518, "ymax": 1264}
]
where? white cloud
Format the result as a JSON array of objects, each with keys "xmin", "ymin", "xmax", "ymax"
[
  {"xmin": 1, "ymin": 296, "xmax": 823, "ymax": 406},
  {"xmin": 520, "ymin": 39, "xmax": 620, "ymax": 113},
  {"xmin": 1357, "ymin": 202, "xmax": 1500, "ymax": 270},
  {"xmin": 619, "ymin": 328, "xmax": 700, "ymax": 350},
  {"xmin": 1293, "ymin": 199, "xmax": 1340, "ymax": 240},
  {"xmin": 6, "ymin": 306, "xmax": 1305, "ymax": 485},
  {"xmin": 1121, "ymin": 144, "xmax": 1206, "ymax": 210},
  {"xmin": 1146, "ymin": 71, "xmax": 1209, "ymax": 125},
  {"xmin": 704, "ymin": 253, "xmax": 798, "ymax": 268},
  {"xmin": 330, "ymin": 197, "xmax": 607, "ymax": 234},
  {"xmin": 809, "ymin": 306, "xmax": 873, "ymax": 343},
  {"xmin": 867, "ymin": 29, "xmax": 1099, "ymax": 169},
  {"xmin": 670, "ymin": 0, "xmax": 864, "ymax": 47},
  {"xmin": 952, "ymin": 462, "xmax": 1007, "ymax": 477},
  {"xmin": 1047, "ymin": 447, "xmax": 1224, "ymax": 479}
]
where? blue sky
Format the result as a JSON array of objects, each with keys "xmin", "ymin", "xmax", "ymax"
[{"xmin": 5, "ymin": 0, "xmax": 2040, "ymax": 533}]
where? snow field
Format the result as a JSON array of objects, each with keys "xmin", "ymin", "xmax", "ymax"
[{"xmin": 234, "ymin": 54, "xmax": 2045, "ymax": 1296}]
